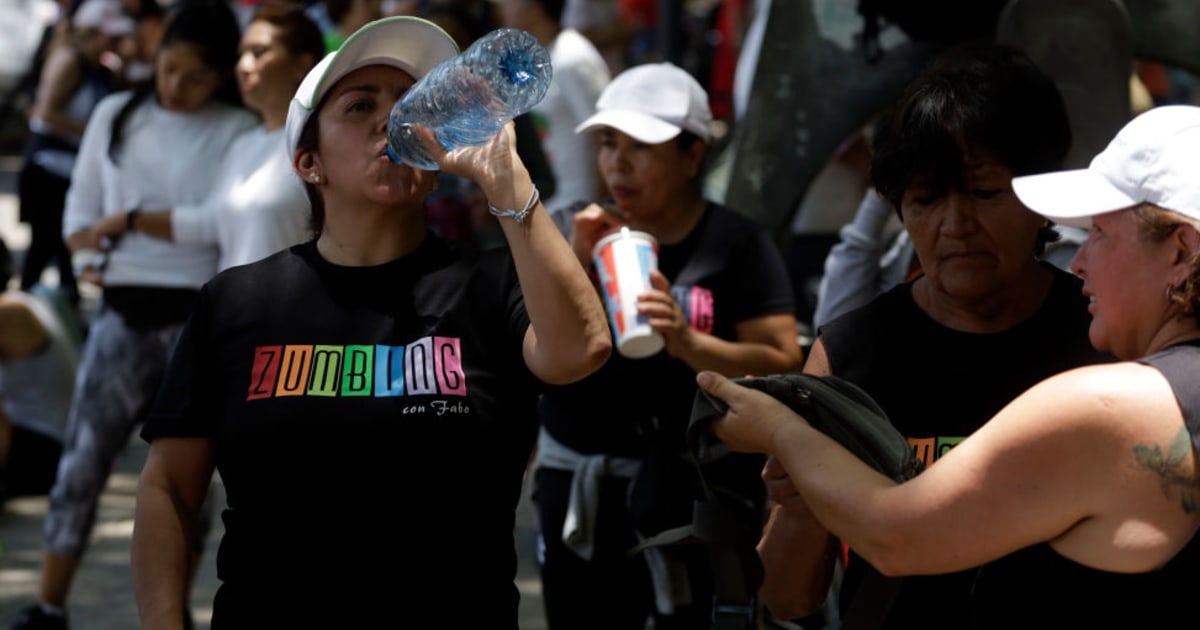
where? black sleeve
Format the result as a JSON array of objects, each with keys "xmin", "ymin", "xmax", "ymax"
[{"xmin": 141, "ymin": 285, "xmax": 216, "ymax": 441}]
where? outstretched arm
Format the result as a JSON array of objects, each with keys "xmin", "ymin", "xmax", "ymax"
[{"xmin": 698, "ymin": 361, "xmax": 1181, "ymax": 576}]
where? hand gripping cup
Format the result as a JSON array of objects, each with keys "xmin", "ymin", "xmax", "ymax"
[{"xmin": 593, "ymin": 228, "xmax": 664, "ymax": 359}]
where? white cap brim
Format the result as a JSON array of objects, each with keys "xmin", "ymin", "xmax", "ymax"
[
  {"xmin": 1012, "ymin": 168, "xmax": 1139, "ymax": 228},
  {"xmin": 575, "ymin": 109, "xmax": 682, "ymax": 144},
  {"xmin": 286, "ymin": 17, "xmax": 459, "ymax": 160}
]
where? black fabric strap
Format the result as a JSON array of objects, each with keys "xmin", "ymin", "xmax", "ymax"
[{"xmin": 682, "ymin": 373, "xmax": 923, "ymax": 630}]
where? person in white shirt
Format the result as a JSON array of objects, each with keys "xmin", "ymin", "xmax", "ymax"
[
  {"xmin": 89, "ymin": 6, "xmax": 325, "ymax": 271},
  {"xmin": 13, "ymin": 3, "xmax": 256, "ymax": 629}
]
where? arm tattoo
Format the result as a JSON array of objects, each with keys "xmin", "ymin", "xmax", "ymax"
[{"xmin": 1133, "ymin": 426, "xmax": 1200, "ymax": 514}]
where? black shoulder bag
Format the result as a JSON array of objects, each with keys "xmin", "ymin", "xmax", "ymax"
[{"xmin": 631, "ymin": 373, "xmax": 923, "ymax": 630}]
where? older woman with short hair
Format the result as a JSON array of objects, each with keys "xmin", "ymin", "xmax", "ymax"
[{"xmin": 706, "ymin": 103, "xmax": 1200, "ymax": 629}]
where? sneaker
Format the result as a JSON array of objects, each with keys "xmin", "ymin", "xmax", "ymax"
[{"xmin": 11, "ymin": 604, "xmax": 68, "ymax": 630}]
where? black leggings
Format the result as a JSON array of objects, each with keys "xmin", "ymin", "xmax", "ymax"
[{"xmin": 17, "ymin": 161, "xmax": 77, "ymax": 302}]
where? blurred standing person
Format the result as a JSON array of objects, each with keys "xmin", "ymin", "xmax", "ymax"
[
  {"xmin": 130, "ymin": 16, "xmax": 610, "ymax": 628},
  {"xmin": 17, "ymin": 0, "xmax": 133, "ymax": 306},
  {"xmin": 752, "ymin": 44, "xmax": 1113, "ymax": 628},
  {"xmin": 421, "ymin": 0, "xmax": 558, "ymax": 251},
  {"xmin": 495, "ymin": 0, "xmax": 610, "ymax": 215},
  {"xmin": 531, "ymin": 62, "xmax": 802, "ymax": 630},
  {"xmin": 88, "ymin": 5, "xmax": 325, "ymax": 270},
  {"xmin": 314, "ymin": 0, "xmax": 383, "ymax": 52},
  {"xmin": 11, "ymin": 3, "xmax": 256, "ymax": 629},
  {"xmin": 116, "ymin": 0, "xmax": 166, "ymax": 86}
]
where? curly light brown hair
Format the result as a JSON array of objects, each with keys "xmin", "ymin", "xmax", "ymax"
[{"xmin": 1134, "ymin": 204, "xmax": 1200, "ymax": 318}]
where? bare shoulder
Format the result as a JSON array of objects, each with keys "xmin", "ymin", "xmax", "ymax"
[
  {"xmin": 1033, "ymin": 362, "xmax": 1179, "ymax": 433},
  {"xmin": 1039, "ymin": 363, "xmax": 1200, "ymax": 571},
  {"xmin": 959, "ymin": 362, "xmax": 1180, "ymax": 479},
  {"xmin": 0, "ymin": 295, "xmax": 47, "ymax": 361}
]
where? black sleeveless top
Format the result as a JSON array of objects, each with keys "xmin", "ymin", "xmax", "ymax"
[
  {"xmin": 822, "ymin": 266, "xmax": 1111, "ymax": 629},
  {"xmin": 970, "ymin": 341, "xmax": 1200, "ymax": 628}
]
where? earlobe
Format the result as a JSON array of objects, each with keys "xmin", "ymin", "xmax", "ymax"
[{"xmin": 295, "ymin": 151, "xmax": 319, "ymax": 181}]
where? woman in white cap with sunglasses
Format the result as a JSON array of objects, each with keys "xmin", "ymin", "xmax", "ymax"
[
  {"xmin": 530, "ymin": 62, "xmax": 803, "ymax": 629},
  {"xmin": 130, "ymin": 16, "xmax": 610, "ymax": 629},
  {"xmin": 699, "ymin": 104, "xmax": 1200, "ymax": 628}
]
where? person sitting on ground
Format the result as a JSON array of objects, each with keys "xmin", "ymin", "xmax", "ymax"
[{"xmin": 0, "ymin": 256, "xmax": 79, "ymax": 507}]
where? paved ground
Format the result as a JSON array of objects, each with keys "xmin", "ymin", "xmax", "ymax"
[{"xmin": 0, "ymin": 146, "xmax": 550, "ymax": 628}]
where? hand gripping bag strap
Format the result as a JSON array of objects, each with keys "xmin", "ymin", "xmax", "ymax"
[{"xmin": 684, "ymin": 373, "xmax": 924, "ymax": 630}]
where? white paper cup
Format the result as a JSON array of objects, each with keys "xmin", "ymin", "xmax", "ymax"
[{"xmin": 592, "ymin": 228, "xmax": 664, "ymax": 359}]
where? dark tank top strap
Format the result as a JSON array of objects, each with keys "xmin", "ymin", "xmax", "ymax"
[{"xmin": 1139, "ymin": 340, "xmax": 1200, "ymax": 453}]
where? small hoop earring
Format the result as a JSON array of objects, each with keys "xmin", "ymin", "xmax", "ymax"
[{"xmin": 1166, "ymin": 285, "xmax": 1176, "ymax": 301}]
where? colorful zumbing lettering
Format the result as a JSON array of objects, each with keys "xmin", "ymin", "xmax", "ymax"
[
  {"xmin": 672, "ymin": 286, "xmax": 714, "ymax": 334},
  {"xmin": 908, "ymin": 435, "xmax": 967, "ymax": 466},
  {"xmin": 245, "ymin": 336, "xmax": 467, "ymax": 400}
]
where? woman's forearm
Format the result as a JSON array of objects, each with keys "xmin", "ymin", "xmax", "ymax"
[{"xmin": 493, "ymin": 176, "xmax": 611, "ymax": 384}]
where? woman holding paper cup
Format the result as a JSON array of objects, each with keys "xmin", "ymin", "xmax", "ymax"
[{"xmin": 530, "ymin": 62, "xmax": 803, "ymax": 629}]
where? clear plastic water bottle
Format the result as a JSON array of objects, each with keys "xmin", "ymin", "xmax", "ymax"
[{"xmin": 386, "ymin": 27, "xmax": 553, "ymax": 170}]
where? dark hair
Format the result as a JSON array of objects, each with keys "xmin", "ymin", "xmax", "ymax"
[
  {"xmin": 252, "ymin": 5, "xmax": 326, "ymax": 64},
  {"xmin": 0, "ymin": 237, "xmax": 13, "ymax": 289},
  {"xmin": 422, "ymin": 1, "xmax": 487, "ymax": 50},
  {"xmin": 528, "ymin": 0, "xmax": 566, "ymax": 23},
  {"xmin": 1135, "ymin": 205, "xmax": 1200, "ymax": 319},
  {"xmin": 871, "ymin": 42, "xmax": 1071, "ymax": 252},
  {"xmin": 296, "ymin": 108, "xmax": 326, "ymax": 235},
  {"xmin": 106, "ymin": 0, "xmax": 243, "ymax": 164},
  {"xmin": 323, "ymin": 0, "xmax": 352, "ymax": 25}
]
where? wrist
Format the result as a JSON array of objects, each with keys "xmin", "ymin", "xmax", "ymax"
[{"xmin": 126, "ymin": 208, "xmax": 140, "ymax": 233}]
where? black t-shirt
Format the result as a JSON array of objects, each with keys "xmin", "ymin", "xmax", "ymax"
[
  {"xmin": 538, "ymin": 204, "xmax": 795, "ymax": 534},
  {"xmin": 540, "ymin": 203, "xmax": 795, "ymax": 457},
  {"xmin": 971, "ymin": 341, "xmax": 1200, "ymax": 628},
  {"xmin": 820, "ymin": 266, "xmax": 1112, "ymax": 630},
  {"xmin": 143, "ymin": 237, "xmax": 537, "ymax": 627}
]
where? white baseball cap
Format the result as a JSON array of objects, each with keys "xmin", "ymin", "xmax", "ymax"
[
  {"xmin": 72, "ymin": 0, "xmax": 135, "ymax": 37},
  {"xmin": 285, "ymin": 16, "xmax": 459, "ymax": 161},
  {"xmin": 1012, "ymin": 105, "xmax": 1200, "ymax": 228},
  {"xmin": 575, "ymin": 62, "xmax": 712, "ymax": 144}
]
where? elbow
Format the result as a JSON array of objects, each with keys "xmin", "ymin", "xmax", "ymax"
[
  {"xmin": 851, "ymin": 538, "xmax": 917, "ymax": 578},
  {"xmin": 576, "ymin": 334, "xmax": 613, "ymax": 377},
  {"xmin": 538, "ymin": 333, "xmax": 612, "ymax": 385}
]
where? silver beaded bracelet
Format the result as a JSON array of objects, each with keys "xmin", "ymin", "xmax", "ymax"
[{"xmin": 487, "ymin": 185, "xmax": 540, "ymax": 225}]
